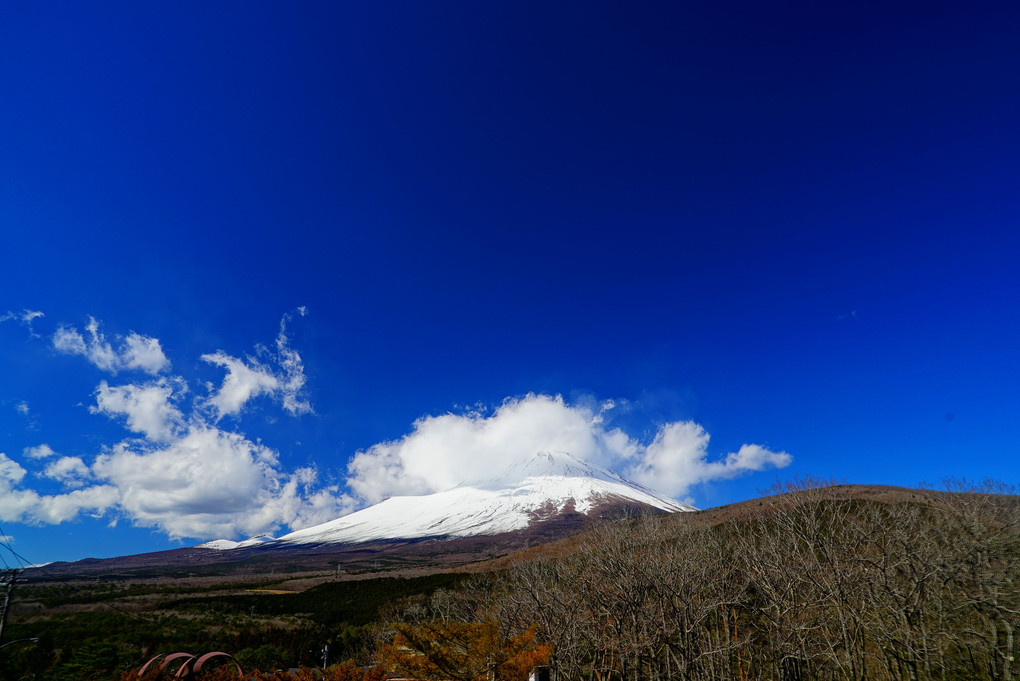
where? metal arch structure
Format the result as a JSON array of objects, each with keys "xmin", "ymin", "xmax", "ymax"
[
  {"xmin": 138, "ymin": 653, "xmax": 169, "ymax": 676},
  {"xmin": 138, "ymin": 652, "xmax": 194, "ymax": 678},
  {"xmin": 161, "ymin": 652, "xmax": 198, "ymax": 675},
  {"xmin": 138, "ymin": 650, "xmax": 244, "ymax": 679},
  {"xmin": 191, "ymin": 651, "xmax": 244, "ymax": 677},
  {"xmin": 0, "ymin": 637, "xmax": 39, "ymax": 651}
]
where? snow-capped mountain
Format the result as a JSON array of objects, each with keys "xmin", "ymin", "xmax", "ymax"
[
  {"xmin": 201, "ymin": 451, "xmax": 694, "ymax": 550},
  {"xmin": 195, "ymin": 534, "xmax": 277, "ymax": 550}
]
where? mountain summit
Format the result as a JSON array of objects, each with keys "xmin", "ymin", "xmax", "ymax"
[{"xmin": 200, "ymin": 451, "xmax": 693, "ymax": 550}]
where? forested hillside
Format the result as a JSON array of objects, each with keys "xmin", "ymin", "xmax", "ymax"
[
  {"xmin": 1, "ymin": 573, "xmax": 467, "ymax": 679},
  {"xmin": 386, "ymin": 480, "xmax": 1019, "ymax": 681}
]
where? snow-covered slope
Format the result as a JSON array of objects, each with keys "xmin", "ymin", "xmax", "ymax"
[
  {"xmin": 196, "ymin": 535, "xmax": 277, "ymax": 550},
  {"xmin": 202, "ymin": 451, "xmax": 693, "ymax": 550}
]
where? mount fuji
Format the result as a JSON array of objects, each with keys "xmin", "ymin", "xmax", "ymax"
[{"xmin": 199, "ymin": 451, "xmax": 694, "ymax": 550}]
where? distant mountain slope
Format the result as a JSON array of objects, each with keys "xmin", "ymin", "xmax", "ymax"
[{"xmin": 201, "ymin": 451, "xmax": 693, "ymax": 549}]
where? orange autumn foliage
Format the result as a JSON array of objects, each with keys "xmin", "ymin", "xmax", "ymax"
[
  {"xmin": 381, "ymin": 620, "xmax": 552, "ymax": 681},
  {"xmin": 249, "ymin": 661, "xmax": 387, "ymax": 681}
]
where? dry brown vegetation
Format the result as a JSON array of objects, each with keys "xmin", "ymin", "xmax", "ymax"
[{"xmin": 386, "ymin": 479, "xmax": 1019, "ymax": 681}]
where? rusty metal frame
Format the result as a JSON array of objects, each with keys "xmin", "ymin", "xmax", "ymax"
[{"xmin": 138, "ymin": 651, "xmax": 244, "ymax": 679}]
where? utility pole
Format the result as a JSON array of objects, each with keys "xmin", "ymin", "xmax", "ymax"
[{"xmin": 0, "ymin": 568, "xmax": 23, "ymax": 647}]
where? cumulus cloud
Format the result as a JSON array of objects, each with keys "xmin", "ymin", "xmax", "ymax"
[
  {"xmin": 346, "ymin": 393, "xmax": 791, "ymax": 504},
  {"xmin": 91, "ymin": 379, "xmax": 185, "ymax": 443},
  {"xmin": 348, "ymin": 395, "xmax": 624, "ymax": 503},
  {"xmin": 91, "ymin": 427, "xmax": 342, "ymax": 538},
  {"xmin": 121, "ymin": 333, "xmax": 171, "ymax": 373},
  {"xmin": 624, "ymin": 422, "xmax": 792, "ymax": 496},
  {"xmin": 0, "ymin": 453, "xmax": 117, "ymax": 524},
  {"xmin": 53, "ymin": 317, "xmax": 169, "ymax": 375},
  {"xmin": 0, "ymin": 452, "xmax": 27, "ymax": 485},
  {"xmin": 43, "ymin": 456, "xmax": 91, "ymax": 487}
]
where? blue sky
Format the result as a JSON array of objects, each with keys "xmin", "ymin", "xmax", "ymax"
[{"xmin": 2, "ymin": 3, "xmax": 1018, "ymax": 565}]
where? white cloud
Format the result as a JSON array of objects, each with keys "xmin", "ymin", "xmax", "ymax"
[
  {"xmin": 3, "ymin": 309, "xmax": 340, "ymax": 539},
  {"xmin": 0, "ymin": 424, "xmax": 347, "ymax": 538},
  {"xmin": 121, "ymin": 333, "xmax": 171, "ymax": 373},
  {"xmin": 347, "ymin": 394, "xmax": 625, "ymax": 503},
  {"xmin": 0, "ymin": 453, "xmax": 116, "ymax": 525},
  {"xmin": 201, "ymin": 353, "xmax": 280, "ymax": 417},
  {"xmin": 275, "ymin": 310, "xmax": 312, "ymax": 416},
  {"xmin": 10, "ymin": 306, "xmax": 790, "ymax": 541},
  {"xmin": 346, "ymin": 393, "xmax": 791, "ymax": 504},
  {"xmin": 15, "ymin": 401, "xmax": 39, "ymax": 430},
  {"xmin": 90, "ymin": 427, "xmax": 346, "ymax": 539},
  {"xmin": 624, "ymin": 422, "xmax": 791, "ymax": 497},
  {"xmin": 34, "ymin": 486, "xmax": 119, "ymax": 523},
  {"xmin": 52, "ymin": 317, "xmax": 169, "ymax": 375},
  {"xmin": 201, "ymin": 308, "xmax": 312, "ymax": 419},
  {"xmin": 44, "ymin": 456, "xmax": 91, "ymax": 487},
  {"xmin": 1, "ymin": 309, "xmax": 44, "ymax": 333},
  {"xmin": 91, "ymin": 379, "xmax": 184, "ymax": 443},
  {"xmin": 0, "ymin": 453, "xmax": 27, "ymax": 484},
  {"xmin": 23, "ymin": 444, "xmax": 56, "ymax": 459}
]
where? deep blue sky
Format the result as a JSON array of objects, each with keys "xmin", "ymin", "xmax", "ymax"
[{"xmin": 2, "ymin": 3, "xmax": 1018, "ymax": 565}]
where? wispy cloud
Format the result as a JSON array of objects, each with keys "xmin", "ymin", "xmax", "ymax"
[
  {"xmin": 200, "ymin": 353, "xmax": 281, "ymax": 418},
  {"xmin": 53, "ymin": 317, "xmax": 170, "ymax": 375},
  {"xmin": 1, "ymin": 309, "xmax": 45, "ymax": 335},
  {"xmin": 275, "ymin": 307, "xmax": 312, "ymax": 416},
  {"xmin": 201, "ymin": 307, "xmax": 312, "ymax": 419},
  {"xmin": 14, "ymin": 401, "xmax": 39, "ymax": 430}
]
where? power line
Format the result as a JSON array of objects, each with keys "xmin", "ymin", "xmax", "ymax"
[
  {"xmin": 0, "ymin": 527, "xmax": 162, "ymax": 627},
  {"xmin": 0, "ymin": 525, "xmax": 9, "ymax": 569},
  {"xmin": 0, "ymin": 568, "xmax": 23, "ymax": 646},
  {"xmin": 0, "ymin": 527, "xmax": 25, "ymax": 570}
]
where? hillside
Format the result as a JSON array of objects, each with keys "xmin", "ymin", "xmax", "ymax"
[{"xmin": 5, "ymin": 481, "xmax": 1016, "ymax": 681}]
